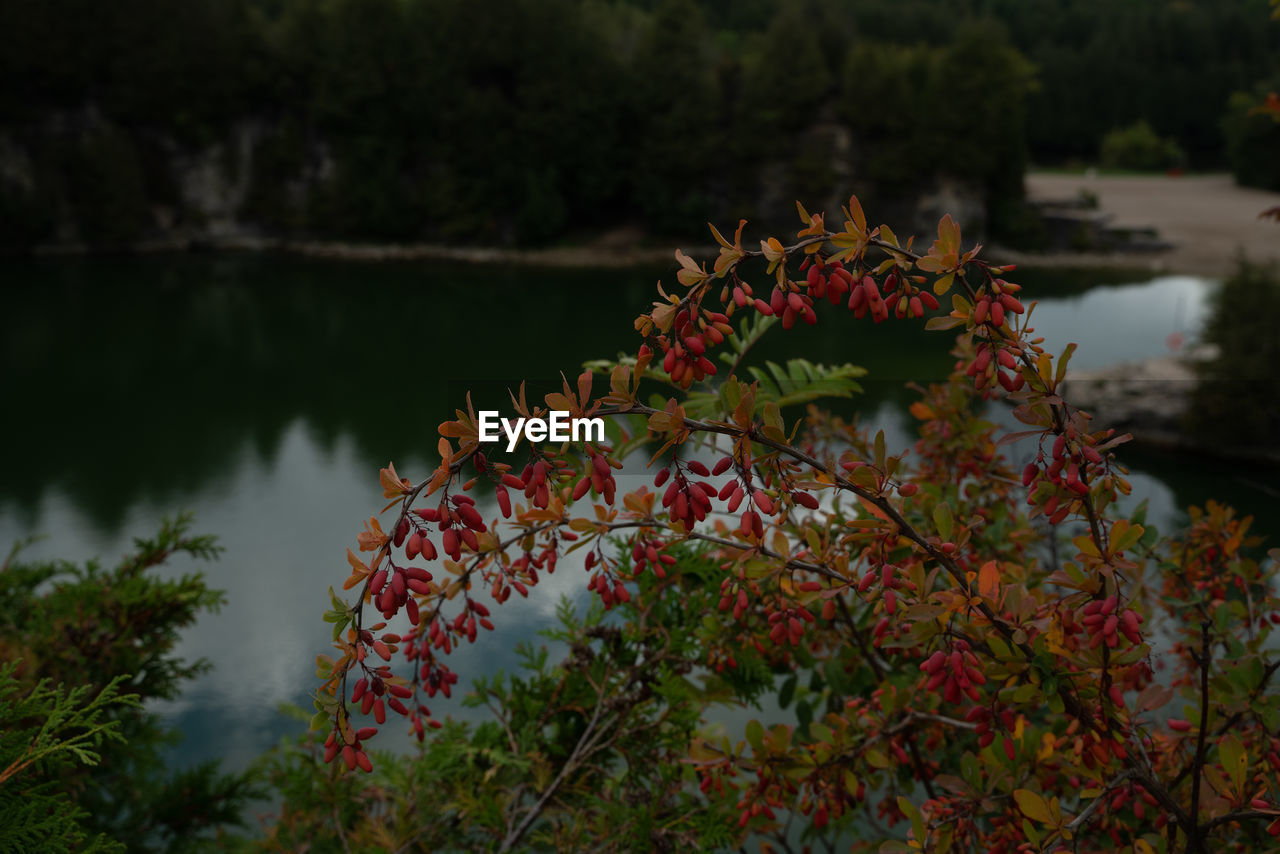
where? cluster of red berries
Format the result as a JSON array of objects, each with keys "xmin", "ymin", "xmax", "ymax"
[
  {"xmin": 654, "ymin": 462, "xmax": 716, "ymax": 530},
  {"xmin": 395, "ymin": 494, "xmax": 487, "ymax": 569},
  {"xmin": 328, "ymin": 668, "xmax": 419, "ymax": 771},
  {"xmin": 572, "ymin": 450, "xmax": 618, "ymax": 504},
  {"xmin": 1079, "ymin": 595, "xmax": 1143, "ymax": 649},
  {"xmin": 367, "ymin": 562, "xmax": 433, "ymax": 622},
  {"xmin": 1022, "ymin": 425, "xmax": 1108, "ymax": 524},
  {"xmin": 1108, "ymin": 782, "xmax": 1160, "ymax": 820},
  {"xmin": 351, "ymin": 670, "xmax": 412, "ymax": 721},
  {"xmin": 718, "ymin": 578, "xmax": 752, "ymax": 620},
  {"xmin": 325, "ymin": 727, "xmax": 375, "ymax": 772},
  {"xmin": 586, "ymin": 567, "xmax": 631, "ymax": 608},
  {"xmin": 853, "ymin": 271, "xmax": 940, "ymax": 322},
  {"xmin": 736, "ymin": 788, "xmax": 781, "ymax": 828},
  {"xmin": 971, "ymin": 280, "xmax": 1025, "ymax": 328},
  {"xmin": 920, "ymin": 639, "xmax": 987, "ymax": 704},
  {"xmin": 966, "ymin": 341, "xmax": 1026, "ymax": 393},
  {"xmin": 858, "ymin": 563, "xmax": 913, "ymax": 616},
  {"xmin": 966, "ymin": 704, "xmax": 1017, "ymax": 752},
  {"xmin": 652, "ymin": 307, "xmax": 731, "ymax": 387},
  {"xmin": 766, "ymin": 604, "xmax": 814, "ymax": 647},
  {"xmin": 731, "ymin": 260, "xmax": 941, "ymax": 328},
  {"xmin": 630, "ymin": 536, "xmax": 676, "ymax": 579},
  {"xmin": 802, "ymin": 258, "xmax": 856, "ymax": 305}
]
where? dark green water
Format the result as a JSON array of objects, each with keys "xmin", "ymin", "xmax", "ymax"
[{"xmin": 1, "ymin": 253, "xmax": 1275, "ymax": 772}]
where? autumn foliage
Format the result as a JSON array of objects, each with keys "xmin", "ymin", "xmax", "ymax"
[{"xmin": 312, "ymin": 198, "xmax": 1280, "ymax": 852}]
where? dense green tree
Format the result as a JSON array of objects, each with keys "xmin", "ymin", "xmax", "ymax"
[
  {"xmin": 629, "ymin": 0, "xmax": 724, "ymax": 235},
  {"xmin": 1188, "ymin": 259, "xmax": 1280, "ymax": 447},
  {"xmin": 1222, "ymin": 80, "xmax": 1280, "ymax": 191}
]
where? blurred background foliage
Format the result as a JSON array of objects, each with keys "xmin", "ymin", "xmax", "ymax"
[{"xmin": 1, "ymin": 0, "xmax": 1277, "ymax": 249}]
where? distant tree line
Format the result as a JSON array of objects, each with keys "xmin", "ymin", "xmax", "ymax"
[{"xmin": 0, "ymin": 0, "xmax": 1276, "ymax": 249}]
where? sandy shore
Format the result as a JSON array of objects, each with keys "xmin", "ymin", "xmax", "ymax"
[{"xmin": 1018, "ymin": 173, "xmax": 1280, "ymax": 276}]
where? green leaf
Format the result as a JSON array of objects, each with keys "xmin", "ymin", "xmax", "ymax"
[
  {"xmin": 1054, "ymin": 342, "xmax": 1077, "ymax": 385},
  {"xmin": 1021, "ymin": 818, "xmax": 1041, "ymax": 848},
  {"xmin": 745, "ymin": 719, "xmax": 764, "ymax": 752},
  {"xmin": 1111, "ymin": 521, "xmax": 1145, "ymax": 553},
  {"xmin": 1219, "ymin": 732, "xmax": 1247, "ymax": 797},
  {"xmin": 309, "ymin": 709, "xmax": 328, "ymax": 732},
  {"xmin": 722, "ymin": 380, "xmax": 741, "ymax": 411},
  {"xmin": 778, "ymin": 675, "xmax": 796, "ymax": 709},
  {"xmin": 934, "ymin": 502, "xmax": 953, "ymax": 542},
  {"xmin": 898, "ymin": 795, "xmax": 926, "ymax": 844}
]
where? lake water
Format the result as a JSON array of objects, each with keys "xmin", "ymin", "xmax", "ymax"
[{"xmin": 2, "ymin": 254, "xmax": 1276, "ymax": 775}]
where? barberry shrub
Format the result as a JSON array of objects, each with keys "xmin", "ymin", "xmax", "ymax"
[{"xmin": 313, "ymin": 198, "xmax": 1280, "ymax": 852}]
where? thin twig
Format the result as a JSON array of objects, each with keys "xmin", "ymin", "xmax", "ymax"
[{"xmin": 1189, "ymin": 620, "xmax": 1212, "ymax": 850}]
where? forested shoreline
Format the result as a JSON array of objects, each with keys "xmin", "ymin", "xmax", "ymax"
[{"xmin": 1, "ymin": 0, "xmax": 1277, "ymax": 252}]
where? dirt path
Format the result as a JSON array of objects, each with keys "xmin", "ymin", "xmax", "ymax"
[{"xmin": 1022, "ymin": 173, "xmax": 1280, "ymax": 276}]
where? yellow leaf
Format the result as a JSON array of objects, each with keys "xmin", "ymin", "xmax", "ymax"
[
  {"xmin": 1013, "ymin": 788, "xmax": 1053, "ymax": 825},
  {"xmin": 1072, "ymin": 534, "xmax": 1101, "ymax": 558},
  {"xmin": 651, "ymin": 302, "xmax": 676, "ymax": 333},
  {"xmin": 1037, "ymin": 732, "xmax": 1056, "ymax": 762}
]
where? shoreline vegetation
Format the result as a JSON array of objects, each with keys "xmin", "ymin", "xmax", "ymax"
[
  {"xmin": 19, "ymin": 175, "xmax": 1279, "ymax": 276},
  {"xmin": 16, "ymin": 231, "xmax": 1190, "ymax": 276}
]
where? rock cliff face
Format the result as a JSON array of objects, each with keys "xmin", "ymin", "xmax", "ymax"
[
  {"xmin": 167, "ymin": 120, "xmax": 263, "ymax": 243},
  {"xmin": 0, "ymin": 109, "xmax": 991, "ymax": 253},
  {"xmin": 1062, "ymin": 347, "xmax": 1279, "ymax": 464},
  {"xmin": 1063, "ymin": 353, "xmax": 1204, "ymax": 450},
  {"xmin": 0, "ymin": 109, "xmax": 295, "ymax": 251}
]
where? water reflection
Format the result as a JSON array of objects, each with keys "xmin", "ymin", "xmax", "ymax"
[
  {"xmin": 1022, "ymin": 274, "xmax": 1210, "ymax": 370},
  {"xmin": 2, "ymin": 256, "xmax": 1273, "ymax": 773}
]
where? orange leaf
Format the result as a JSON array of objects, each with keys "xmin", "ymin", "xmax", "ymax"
[
  {"xmin": 357, "ymin": 518, "xmax": 388, "ymax": 552},
  {"xmin": 380, "ymin": 463, "xmax": 410, "ymax": 498},
  {"xmin": 346, "ymin": 548, "xmax": 369, "ymax": 576},
  {"xmin": 978, "ymin": 560, "xmax": 1000, "ymax": 601},
  {"xmin": 937, "ymin": 213, "xmax": 960, "ymax": 256},
  {"xmin": 857, "ymin": 496, "xmax": 891, "ymax": 522}
]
